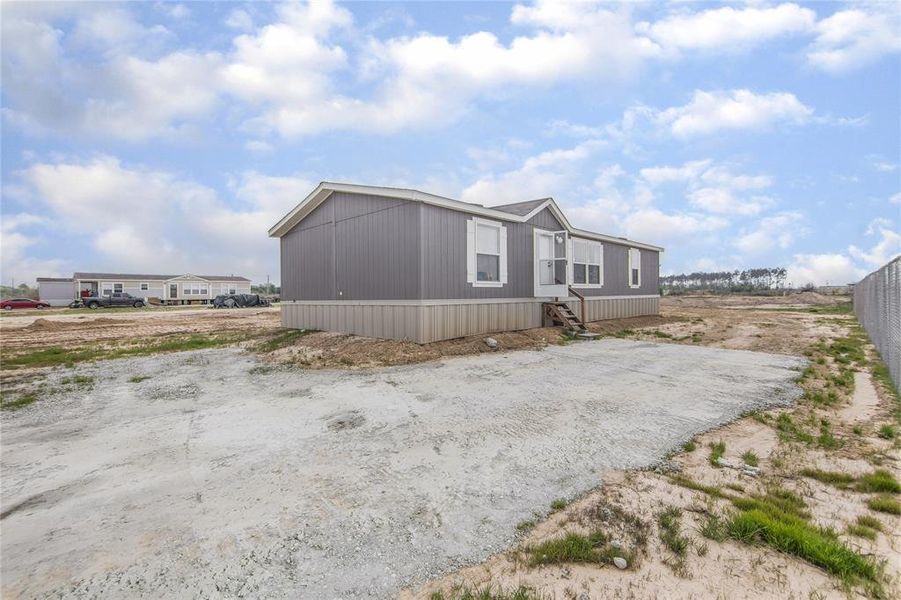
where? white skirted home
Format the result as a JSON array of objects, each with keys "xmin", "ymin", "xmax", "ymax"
[
  {"xmin": 37, "ymin": 273, "xmax": 251, "ymax": 306},
  {"xmin": 269, "ymin": 182, "xmax": 664, "ymax": 344}
]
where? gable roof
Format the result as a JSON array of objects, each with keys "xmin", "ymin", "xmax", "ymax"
[
  {"xmin": 492, "ymin": 198, "xmax": 552, "ymax": 217},
  {"xmin": 269, "ymin": 182, "xmax": 663, "ymax": 252},
  {"xmin": 73, "ymin": 272, "xmax": 250, "ymax": 282}
]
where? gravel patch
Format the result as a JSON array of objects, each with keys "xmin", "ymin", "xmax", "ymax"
[{"xmin": 1, "ymin": 339, "xmax": 804, "ymax": 598}]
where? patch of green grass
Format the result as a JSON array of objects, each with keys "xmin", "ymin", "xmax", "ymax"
[
  {"xmin": 610, "ymin": 328, "xmax": 636, "ymax": 339},
  {"xmin": 855, "ymin": 515, "xmax": 883, "ymax": 532},
  {"xmin": 657, "ymin": 507, "xmax": 689, "ymax": 557},
  {"xmin": 775, "ymin": 413, "xmax": 815, "ymax": 444},
  {"xmin": 429, "ymin": 586, "xmax": 543, "ymax": 600},
  {"xmin": 817, "ymin": 421, "xmax": 841, "ymax": 450},
  {"xmin": 741, "ymin": 450, "xmax": 759, "ymax": 467},
  {"xmin": 846, "ymin": 524, "xmax": 877, "ymax": 541},
  {"xmin": 254, "ymin": 328, "xmax": 315, "ymax": 353},
  {"xmin": 877, "ymin": 424, "xmax": 896, "ymax": 440},
  {"xmin": 800, "ymin": 468, "xmax": 855, "ymax": 489},
  {"xmin": 682, "ymin": 439, "xmax": 697, "ymax": 452},
  {"xmin": 526, "ymin": 530, "xmax": 618, "ymax": 567},
  {"xmin": 669, "ymin": 475, "xmax": 726, "ymax": 499},
  {"xmin": 652, "ymin": 330, "xmax": 673, "ymax": 339},
  {"xmin": 516, "ymin": 518, "xmax": 538, "ymax": 532},
  {"xmin": 60, "ymin": 374, "xmax": 95, "ymax": 387},
  {"xmin": 866, "ymin": 495, "xmax": 900, "ymax": 515},
  {"xmin": 852, "ymin": 425, "xmax": 864, "ymax": 435},
  {"xmin": 0, "ymin": 392, "xmax": 39, "ymax": 411},
  {"xmin": 128, "ymin": 375, "xmax": 151, "ymax": 383},
  {"xmin": 699, "ymin": 513, "xmax": 728, "ymax": 542},
  {"xmin": 1, "ymin": 332, "xmax": 258, "ymax": 371},
  {"xmin": 709, "ymin": 440, "xmax": 726, "ymax": 467},
  {"xmin": 338, "ymin": 356, "xmax": 354, "ymax": 366},
  {"xmin": 727, "ymin": 501, "xmax": 878, "ymax": 586},
  {"xmin": 549, "ymin": 498, "xmax": 568, "ymax": 511},
  {"xmin": 856, "ymin": 470, "xmax": 900, "ymax": 494},
  {"xmin": 725, "ymin": 483, "xmax": 746, "ymax": 493}
]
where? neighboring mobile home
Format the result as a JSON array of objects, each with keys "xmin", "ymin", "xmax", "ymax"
[
  {"xmin": 270, "ymin": 182, "xmax": 663, "ymax": 344},
  {"xmin": 37, "ymin": 273, "xmax": 251, "ymax": 306}
]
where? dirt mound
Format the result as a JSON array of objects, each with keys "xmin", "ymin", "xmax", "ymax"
[{"xmin": 23, "ymin": 318, "xmax": 68, "ymax": 331}]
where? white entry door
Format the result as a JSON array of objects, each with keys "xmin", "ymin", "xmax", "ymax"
[{"xmin": 534, "ymin": 229, "xmax": 569, "ymax": 297}]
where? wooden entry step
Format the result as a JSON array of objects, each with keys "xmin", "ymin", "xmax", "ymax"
[{"xmin": 543, "ymin": 301, "xmax": 587, "ymax": 332}]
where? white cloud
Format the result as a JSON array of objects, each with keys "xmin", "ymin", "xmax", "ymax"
[
  {"xmin": 890, "ymin": 192, "xmax": 901, "ymax": 205},
  {"xmin": 622, "ymin": 209, "xmax": 728, "ymax": 241},
  {"xmin": 849, "ymin": 219, "xmax": 901, "ymax": 268},
  {"xmin": 225, "ymin": 9, "xmax": 254, "ymax": 31},
  {"xmin": 656, "ymin": 89, "xmax": 814, "ymax": 137},
  {"xmin": 786, "ymin": 253, "xmax": 865, "ymax": 286},
  {"xmin": 734, "ymin": 211, "xmax": 804, "ymax": 253},
  {"xmin": 639, "ymin": 3, "xmax": 815, "ymax": 53},
  {"xmin": 12, "ymin": 157, "xmax": 312, "ymax": 282},
  {"xmin": 689, "ymin": 188, "xmax": 772, "ymax": 216},
  {"xmin": 807, "ymin": 9, "xmax": 901, "ymax": 73},
  {"xmin": 460, "ymin": 140, "xmax": 601, "ymax": 205},
  {"xmin": 0, "ymin": 213, "xmax": 67, "ymax": 282}
]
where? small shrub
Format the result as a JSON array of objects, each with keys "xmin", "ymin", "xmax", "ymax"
[
  {"xmin": 877, "ymin": 424, "xmax": 896, "ymax": 440},
  {"xmin": 709, "ymin": 440, "xmax": 726, "ymax": 467},
  {"xmin": 700, "ymin": 514, "xmax": 728, "ymax": 542},
  {"xmin": 526, "ymin": 530, "xmax": 613, "ymax": 566},
  {"xmin": 846, "ymin": 524, "xmax": 877, "ymax": 540},
  {"xmin": 855, "ymin": 515, "xmax": 882, "ymax": 532},
  {"xmin": 669, "ymin": 475, "xmax": 725, "ymax": 498},
  {"xmin": 550, "ymin": 498, "xmax": 568, "ymax": 511},
  {"xmin": 866, "ymin": 495, "xmax": 901, "ymax": 515},
  {"xmin": 856, "ymin": 470, "xmax": 900, "ymax": 494},
  {"xmin": 128, "ymin": 375, "xmax": 151, "ymax": 383},
  {"xmin": 799, "ymin": 468, "xmax": 855, "ymax": 489},
  {"xmin": 658, "ymin": 507, "xmax": 689, "ymax": 556},
  {"xmin": 741, "ymin": 450, "xmax": 759, "ymax": 467},
  {"xmin": 682, "ymin": 439, "xmax": 697, "ymax": 452}
]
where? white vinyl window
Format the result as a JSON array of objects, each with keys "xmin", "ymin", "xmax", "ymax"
[
  {"xmin": 571, "ymin": 239, "xmax": 603, "ymax": 287},
  {"xmin": 139, "ymin": 282, "xmax": 149, "ymax": 291},
  {"xmin": 183, "ymin": 283, "xmax": 207, "ymax": 295},
  {"xmin": 101, "ymin": 282, "xmax": 113, "ymax": 296},
  {"xmin": 628, "ymin": 248, "xmax": 641, "ymax": 288},
  {"xmin": 466, "ymin": 217, "xmax": 507, "ymax": 287},
  {"xmin": 113, "ymin": 283, "xmax": 123, "ymax": 293}
]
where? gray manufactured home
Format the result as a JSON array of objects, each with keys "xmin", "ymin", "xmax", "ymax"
[
  {"xmin": 270, "ymin": 183, "xmax": 663, "ymax": 343},
  {"xmin": 37, "ymin": 273, "xmax": 251, "ymax": 306}
]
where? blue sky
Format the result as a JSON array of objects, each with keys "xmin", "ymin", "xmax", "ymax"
[{"xmin": 1, "ymin": 0, "xmax": 899, "ymax": 286}]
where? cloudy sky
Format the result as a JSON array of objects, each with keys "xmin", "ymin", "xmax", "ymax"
[{"xmin": 1, "ymin": 0, "xmax": 899, "ymax": 286}]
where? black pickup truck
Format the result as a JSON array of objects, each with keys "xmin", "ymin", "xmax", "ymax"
[{"xmin": 82, "ymin": 292, "xmax": 146, "ymax": 309}]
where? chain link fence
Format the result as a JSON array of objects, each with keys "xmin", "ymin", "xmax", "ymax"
[{"xmin": 853, "ymin": 256, "xmax": 900, "ymax": 393}]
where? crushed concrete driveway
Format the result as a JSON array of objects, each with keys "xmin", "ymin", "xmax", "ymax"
[{"xmin": 1, "ymin": 340, "xmax": 804, "ymax": 599}]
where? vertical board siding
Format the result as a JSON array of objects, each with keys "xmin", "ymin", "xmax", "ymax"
[
  {"xmin": 333, "ymin": 194, "xmax": 421, "ymax": 300},
  {"xmin": 420, "ymin": 204, "xmax": 561, "ymax": 300},
  {"xmin": 279, "ymin": 191, "xmax": 661, "ymax": 303},
  {"xmin": 280, "ymin": 193, "xmax": 421, "ymax": 301},
  {"xmin": 282, "ymin": 296, "xmax": 657, "ymax": 343},
  {"xmin": 526, "ymin": 207, "xmax": 564, "ymax": 230},
  {"xmin": 578, "ymin": 243, "xmax": 660, "ymax": 297}
]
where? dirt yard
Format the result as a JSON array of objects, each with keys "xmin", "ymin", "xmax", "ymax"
[{"xmin": 1, "ymin": 293, "xmax": 899, "ymax": 599}]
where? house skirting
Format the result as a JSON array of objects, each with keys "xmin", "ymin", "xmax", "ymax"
[{"xmin": 281, "ymin": 295, "xmax": 659, "ymax": 344}]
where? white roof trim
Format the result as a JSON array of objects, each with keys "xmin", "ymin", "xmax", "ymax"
[
  {"xmin": 165, "ymin": 274, "xmax": 211, "ymax": 282},
  {"xmin": 268, "ymin": 182, "xmax": 663, "ymax": 251}
]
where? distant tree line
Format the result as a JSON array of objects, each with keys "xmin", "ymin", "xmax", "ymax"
[
  {"xmin": 0, "ymin": 283, "xmax": 38, "ymax": 300},
  {"xmin": 251, "ymin": 283, "xmax": 280, "ymax": 295},
  {"xmin": 661, "ymin": 268, "xmax": 789, "ymax": 294}
]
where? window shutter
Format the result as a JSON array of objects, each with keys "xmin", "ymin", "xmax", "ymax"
[
  {"xmin": 466, "ymin": 219, "xmax": 476, "ymax": 284},
  {"xmin": 599, "ymin": 243, "xmax": 605, "ymax": 286},
  {"xmin": 499, "ymin": 225, "xmax": 508, "ymax": 284}
]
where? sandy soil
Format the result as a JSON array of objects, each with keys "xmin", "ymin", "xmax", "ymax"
[
  {"xmin": 405, "ymin": 296, "xmax": 901, "ymax": 600},
  {"xmin": 0, "ymin": 342, "xmax": 803, "ymax": 599}
]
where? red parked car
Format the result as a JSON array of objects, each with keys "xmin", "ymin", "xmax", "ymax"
[{"xmin": 0, "ymin": 298, "xmax": 51, "ymax": 310}]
